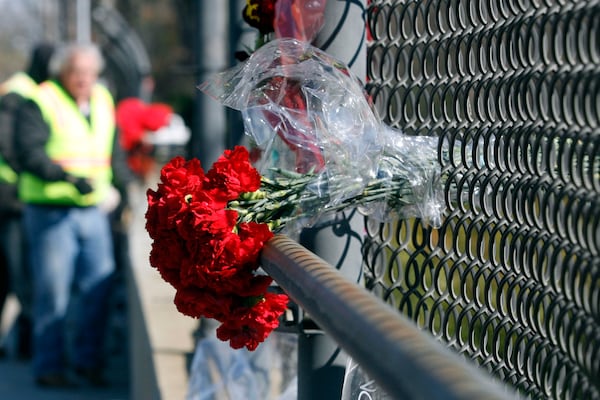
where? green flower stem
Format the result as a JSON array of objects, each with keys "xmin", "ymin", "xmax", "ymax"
[{"xmin": 227, "ymin": 169, "xmax": 424, "ymax": 232}]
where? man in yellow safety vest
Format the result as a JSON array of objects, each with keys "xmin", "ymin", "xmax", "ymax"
[{"xmin": 15, "ymin": 42, "xmax": 134, "ymax": 388}]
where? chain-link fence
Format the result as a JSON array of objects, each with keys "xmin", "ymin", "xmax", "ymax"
[{"xmin": 364, "ymin": 1, "xmax": 599, "ymax": 398}]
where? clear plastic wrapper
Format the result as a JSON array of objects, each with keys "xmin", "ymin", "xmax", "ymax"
[
  {"xmin": 274, "ymin": 0, "xmax": 327, "ymax": 42},
  {"xmin": 341, "ymin": 357, "xmax": 393, "ymax": 400},
  {"xmin": 363, "ymin": 126, "xmax": 444, "ymax": 228},
  {"xmin": 200, "ymin": 38, "xmax": 444, "ymax": 228},
  {"xmin": 187, "ymin": 332, "xmax": 298, "ymax": 400}
]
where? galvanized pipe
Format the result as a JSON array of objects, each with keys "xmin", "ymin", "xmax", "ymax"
[{"xmin": 261, "ymin": 234, "xmax": 514, "ymax": 400}]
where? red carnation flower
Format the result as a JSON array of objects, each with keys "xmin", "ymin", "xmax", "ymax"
[
  {"xmin": 206, "ymin": 145, "xmax": 261, "ymax": 200},
  {"xmin": 145, "ymin": 157, "xmax": 207, "ymax": 237},
  {"xmin": 236, "ymin": 222, "xmax": 274, "ymax": 265},
  {"xmin": 178, "ymin": 200, "xmax": 237, "ymax": 241},
  {"xmin": 216, "ymin": 293, "xmax": 289, "ymax": 350},
  {"xmin": 174, "ymin": 286, "xmax": 234, "ymax": 320},
  {"xmin": 149, "ymin": 236, "xmax": 188, "ymax": 288}
]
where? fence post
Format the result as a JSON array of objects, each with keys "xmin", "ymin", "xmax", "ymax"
[
  {"xmin": 191, "ymin": 0, "xmax": 228, "ymax": 168},
  {"xmin": 296, "ymin": 1, "xmax": 368, "ymax": 399}
]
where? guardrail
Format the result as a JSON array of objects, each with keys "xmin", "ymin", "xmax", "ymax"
[{"xmin": 261, "ymin": 234, "xmax": 515, "ymax": 400}]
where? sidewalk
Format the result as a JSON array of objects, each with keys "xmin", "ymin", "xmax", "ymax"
[{"xmin": 127, "ymin": 177, "xmax": 198, "ymax": 400}]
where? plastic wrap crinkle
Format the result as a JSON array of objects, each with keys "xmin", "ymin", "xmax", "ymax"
[{"xmin": 200, "ymin": 38, "xmax": 444, "ymax": 227}]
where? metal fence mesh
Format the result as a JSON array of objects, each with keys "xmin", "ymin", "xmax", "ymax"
[{"xmin": 363, "ymin": 1, "xmax": 600, "ymax": 398}]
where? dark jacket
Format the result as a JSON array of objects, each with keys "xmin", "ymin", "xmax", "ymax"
[
  {"xmin": 0, "ymin": 43, "xmax": 54, "ymax": 216},
  {"xmin": 0, "ymin": 92, "xmax": 26, "ymax": 215},
  {"xmin": 15, "ymin": 84, "xmax": 136, "ymax": 205}
]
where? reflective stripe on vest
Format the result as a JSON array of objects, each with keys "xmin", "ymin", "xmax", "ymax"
[
  {"xmin": 19, "ymin": 81, "xmax": 115, "ymax": 206},
  {"xmin": 0, "ymin": 73, "xmax": 39, "ymax": 184}
]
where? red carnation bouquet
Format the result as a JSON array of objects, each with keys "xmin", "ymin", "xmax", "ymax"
[
  {"xmin": 148, "ymin": 35, "xmax": 446, "ymax": 351},
  {"xmin": 146, "ymin": 146, "xmax": 291, "ymax": 351},
  {"xmin": 146, "ymin": 135, "xmax": 443, "ymax": 350}
]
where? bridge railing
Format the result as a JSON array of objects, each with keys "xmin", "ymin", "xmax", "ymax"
[{"xmin": 262, "ymin": 234, "xmax": 514, "ymax": 400}]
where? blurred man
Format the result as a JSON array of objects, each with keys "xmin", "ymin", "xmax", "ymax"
[
  {"xmin": 0, "ymin": 42, "xmax": 54, "ymax": 359},
  {"xmin": 15, "ymin": 42, "xmax": 133, "ymax": 387}
]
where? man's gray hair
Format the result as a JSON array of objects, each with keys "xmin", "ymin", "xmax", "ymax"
[{"xmin": 48, "ymin": 42, "xmax": 105, "ymax": 77}]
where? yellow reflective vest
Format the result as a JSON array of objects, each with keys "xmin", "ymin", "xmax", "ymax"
[
  {"xmin": 0, "ymin": 72, "xmax": 39, "ymax": 184},
  {"xmin": 19, "ymin": 80, "xmax": 115, "ymax": 206}
]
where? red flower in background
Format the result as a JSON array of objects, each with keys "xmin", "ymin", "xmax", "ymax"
[
  {"xmin": 146, "ymin": 146, "xmax": 286, "ymax": 351},
  {"xmin": 116, "ymin": 97, "xmax": 172, "ymax": 151},
  {"xmin": 116, "ymin": 97, "xmax": 173, "ymax": 177}
]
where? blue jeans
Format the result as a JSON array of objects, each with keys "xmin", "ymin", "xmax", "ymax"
[{"xmin": 23, "ymin": 205, "xmax": 115, "ymax": 377}]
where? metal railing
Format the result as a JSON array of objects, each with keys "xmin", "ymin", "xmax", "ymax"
[{"xmin": 262, "ymin": 234, "xmax": 514, "ymax": 400}]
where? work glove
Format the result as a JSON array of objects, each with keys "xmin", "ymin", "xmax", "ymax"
[{"xmin": 66, "ymin": 175, "xmax": 94, "ymax": 195}]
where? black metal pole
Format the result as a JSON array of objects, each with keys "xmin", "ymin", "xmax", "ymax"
[
  {"xmin": 191, "ymin": 0, "xmax": 228, "ymax": 168},
  {"xmin": 59, "ymin": 0, "xmax": 70, "ymax": 41}
]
